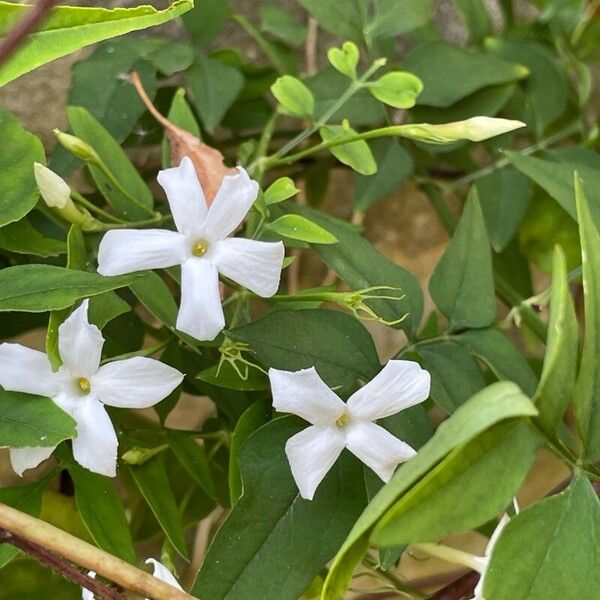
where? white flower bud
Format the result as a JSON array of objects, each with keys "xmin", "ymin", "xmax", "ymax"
[{"xmin": 33, "ymin": 162, "xmax": 71, "ymax": 208}]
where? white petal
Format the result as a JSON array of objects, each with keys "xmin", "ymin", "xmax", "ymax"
[
  {"xmin": 156, "ymin": 156, "xmax": 207, "ymax": 237},
  {"xmin": 0, "ymin": 343, "xmax": 59, "ymax": 397},
  {"xmin": 285, "ymin": 425, "xmax": 346, "ymax": 500},
  {"xmin": 97, "ymin": 229, "xmax": 188, "ymax": 276},
  {"xmin": 347, "ymin": 359, "xmax": 430, "ymax": 421},
  {"xmin": 93, "ymin": 356, "xmax": 183, "ymax": 408},
  {"xmin": 177, "ymin": 258, "xmax": 225, "ymax": 341},
  {"xmin": 145, "ymin": 559, "xmax": 183, "ymax": 590},
  {"xmin": 71, "ymin": 397, "xmax": 118, "ymax": 477},
  {"xmin": 212, "ymin": 238, "xmax": 284, "ymax": 297},
  {"xmin": 202, "ymin": 167, "xmax": 259, "ymax": 241},
  {"xmin": 58, "ymin": 300, "xmax": 104, "ymax": 378},
  {"xmin": 345, "ymin": 421, "xmax": 416, "ymax": 481},
  {"xmin": 81, "ymin": 572, "xmax": 96, "ymax": 600},
  {"xmin": 10, "ymin": 446, "xmax": 56, "ymax": 476},
  {"xmin": 269, "ymin": 367, "xmax": 347, "ymax": 426}
]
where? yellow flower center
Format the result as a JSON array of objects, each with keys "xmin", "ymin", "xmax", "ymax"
[
  {"xmin": 192, "ymin": 239, "xmax": 209, "ymax": 257},
  {"xmin": 77, "ymin": 377, "xmax": 91, "ymax": 393},
  {"xmin": 335, "ymin": 412, "xmax": 350, "ymax": 428}
]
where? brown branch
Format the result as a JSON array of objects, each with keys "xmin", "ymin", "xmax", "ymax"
[
  {"xmin": 0, "ymin": 0, "xmax": 61, "ymax": 66},
  {"xmin": 0, "ymin": 529, "xmax": 125, "ymax": 600}
]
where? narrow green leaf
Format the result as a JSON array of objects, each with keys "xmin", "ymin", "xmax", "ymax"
[
  {"xmin": 0, "ymin": 219, "xmax": 66, "ymax": 257},
  {"xmin": 266, "ymin": 214, "xmax": 338, "ymax": 244},
  {"xmin": 534, "ymin": 246, "xmax": 578, "ymax": 432},
  {"xmin": 0, "ymin": 0, "xmax": 193, "ymax": 86},
  {"xmin": 0, "ymin": 264, "xmax": 142, "ymax": 312},
  {"xmin": 271, "ymin": 75, "xmax": 315, "ymax": 118},
  {"xmin": 319, "ymin": 124, "xmax": 377, "ymax": 175},
  {"xmin": 429, "ymin": 189, "xmax": 496, "ymax": 331},
  {"xmin": 0, "ymin": 389, "xmax": 76, "ymax": 448}
]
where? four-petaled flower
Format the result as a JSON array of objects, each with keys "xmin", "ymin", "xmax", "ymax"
[
  {"xmin": 82, "ymin": 559, "xmax": 183, "ymax": 599},
  {"xmin": 0, "ymin": 300, "xmax": 183, "ymax": 477},
  {"xmin": 97, "ymin": 157, "xmax": 285, "ymax": 341},
  {"xmin": 269, "ymin": 360, "xmax": 431, "ymax": 500}
]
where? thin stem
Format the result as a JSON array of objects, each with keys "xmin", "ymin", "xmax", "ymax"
[
  {"xmin": 248, "ymin": 111, "xmax": 279, "ymax": 180},
  {"xmin": 101, "ymin": 338, "xmax": 172, "ymax": 364},
  {"xmin": 0, "ymin": 503, "xmax": 194, "ymax": 600},
  {"xmin": 70, "ymin": 190, "xmax": 127, "ymax": 224},
  {"xmin": 95, "ymin": 214, "xmax": 173, "ymax": 231}
]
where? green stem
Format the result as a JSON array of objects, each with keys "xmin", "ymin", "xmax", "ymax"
[
  {"xmin": 101, "ymin": 338, "xmax": 172, "ymax": 364},
  {"xmin": 70, "ymin": 190, "xmax": 127, "ymax": 224},
  {"xmin": 248, "ymin": 112, "xmax": 279, "ymax": 180},
  {"xmin": 95, "ymin": 214, "xmax": 173, "ymax": 231}
]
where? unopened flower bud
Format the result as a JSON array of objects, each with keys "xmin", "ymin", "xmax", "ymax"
[
  {"xmin": 33, "ymin": 162, "xmax": 70, "ymax": 208},
  {"xmin": 122, "ymin": 445, "xmax": 168, "ymax": 466},
  {"xmin": 400, "ymin": 117, "xmax": 526, "ymax": 144},
  {"xmin": 53, "ymin": 129, "xmax": 99, "ymax": 162}
]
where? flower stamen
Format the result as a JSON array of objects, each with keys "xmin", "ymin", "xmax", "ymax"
[
  {"xmin": 192, "ymin": 239, "xmax": 209, "ymax": 257},
  {"xmin": 335, "ymin": 412, "xmax": 350, "ymax": 428},
  {"xmin": 77, "ymin": 377, "xmax": 91, "ymax": 393}
]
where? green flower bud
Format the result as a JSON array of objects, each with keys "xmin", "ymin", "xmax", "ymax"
[{"xmin": 53, "ymin": 129, "xmax": 100, "ymax": 162}]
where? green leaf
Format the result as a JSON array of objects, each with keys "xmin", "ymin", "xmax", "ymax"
[
  {"xmin": 266, "ymin": 214, "xmax": 338, "ymax": 244},
  {"xmin": 402, "ymin": 43, "xmax": 528, "ymax": 107},
  {"xmin": 87, "ymin": 292, "xmax": 130, "ymax": 330},
  {"xmin": 0, "ymin": 558, "xmax": 80, "ymax": 598},
  {"xmin": 0, "ymin": 264, "xmax": 142, "ymax": 313},
  {"xmin": 161, "ymin": 87, "xmax": 200, "ymax": 169},
  {"xmin": 455, "ymin": 328, "xmax": 538, "ymax": 396},
  {"xmin": 289, "ymin": 204, "xmax": 424, "ymax": 334},
  {"xmin": 327, "ymin": 42, "xmax": 359, "ymax": 79},
  {"xmin": 69, "ymin": 463, "xmax": 137, "ymax": 564},
  {"xmin": 146, "ymin": 40, "xmax": 194, "ymax": 76},
  {"xmin": 187, "ymin": 57, "xmax": 244, "ymax": 132},
  {"xmin": 0, "ymin": 110, "xmax": 44, "ymax": 228},
  {"xmin": 0, "ymin": 389, "xmax": 76, "ymax": 448},
  {"xmin": 0, "ymin": 0, "xmax": 193, "ymax": 86},
  {"xmin": 319, "ymin": 124, "xmax": 377, "ymax": 175},
  {"xmin": 476, "ymin": 169, "xmax": 531, "ymax": 252},
  {"xmin": 485, "ymin": 475, "xmax": 600, "ymax": 599},
  {"xmin": 67, "ymin": 106, "xmax": 154, "ymax": 220},
  {"xmin": 0, "ymin": 219, "xmax": 66, "ymax": 257},
  {"xmin": 298, "ymin": 0, "xmax": 365, "ymax": 42},
  {"xmin": 128, "ymin": 456, "xmax": 189, "ymax": 559},
  {"xmin": 371, "ymin": 420, "xmax": 539, "ymax": 546},
  {"xmin": 452, "ymin": 0, "xmax": 492, "ymax": 42},
  {"xmin": 261, "ymin": 5, "xmax": 307, "ymax": 46},
  {"xmin": 192, "ymin": 417, "xmax": 367, "ymax": 600},
  {"xmin": 263, "ymin": 177, "xmax": 299, "ymax": 205},
  {"xmin": 365, "ymin": 0, "xmax": 434, "ymax": 39},
  {"xmin": 197, "ymin": 362, "xmax": 270, "ymax": 392},
  {"xmin": 429, "ymin": 189, "xmax": 496, "ymax": 330},
  {"xmin": 573, "ymin": 176, "xmax": 600, "ymax": 460},
  {"xmin": 534, "ymin": 246, "xmax": 578, "ymax": 432},
  {"xmin": 271, "ymin": 75, "xmax": 315, "ymax": 119},
  {"xmin": 230, "ymin": 309, "xmax": 380, "ymax": 391},
  {"xmin": 366, "ymin": 72, "xmax": 423, "ymax": 109},
  {"xmin": 321, "ymin": 382, "xmax": 538, "ymax": 600},
  {"xmin": 182, "ymin": 0, "xmax": 230, "ymax": 47},
  {"xmin": 353, "ymin": 140, "xmax": 413, "ymax": 213},
  {"xmin": 419, "ymin": 342, "xmax": 486, "ymax": 413}
]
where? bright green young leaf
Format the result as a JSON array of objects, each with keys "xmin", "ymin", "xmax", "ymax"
[
  {"xmin": 261, "ymin": 5, "xmax": 307, "ymax": 46},
  {"xmin": 476, "ymin": 169, "xmax": 531, "ymax": 252},
  {"xmin": 193, "ymin": 417, "xmax": 367, "ymax": 600},
  {"xmin": 485, "ymin": 475, "xmax": 600, "ymax": 599},
  {"xmin": 402, "ymin": 43, "xmax": 528, "ymax": 107},
  {"xmin": 68, "ymin": 106, "xmax": 154, "ymax": 221},
  {"xmin": 0, "ymin": 389, "xmax": 76, "ymax": 448},
  {"xmin": 419, "ymin": 342, "xmax": 486, "ymax": 413},
  {"xmin": 230, "ymin": 309, "xmax": 380, "ymax": 391},
  {"xmin": 0, "ymin": 110, "xmax": 44, "ymax": 228},
  {"xmin": 69, "ymin": 463, "xmax": 137, "ymax": 564},
  {"xmin": 263, "ymin": 177, "xmax": 299, "ymax": 205},
  {"xmin": 371, "ymin": 420, "xmax": 539, "ymax": 546},
  {"xmin": 366, "ymin": 72, "xmax": 423, "ymax": 109},
  {"xmin": 573, "ymin": 176, "xmax": 600, "ymax": 461},
  {"xmin": 321, "ymin": 382, "xmax": 537, "ymax": 600},
  {"xmin": 0, "ymin": 1, "xmax": 193, "ymax": 87},
  {"xmin": 0, "ymin": 219, "xmax": 66, "ymax": 258},
  {"xmin": 271, "ymin": 75, "xmax": 315, "ymax": 119},
  {"xmin": 319, "ymin": 124, "xmax": 377, "ymax": 175},
  {"xmin": 353, "ymin": 139, "xmax": 413, "ymax": 213},
  {"xmin": 187, "ymin": 57, "xmax": 245, "ymax": 132},
  {"xmin": 327, "ymin": 42, "xmax": 359, "ymax": 79},
  {"xmin": 534, "ymin": 246, "xmax": 578, "ymax": 432},
  {"xmin": 0, "ymin": 264, "xmax": 142, "ymax": 313},
  {"xmin": 429, "ymin": 189, "xmax": 496, "ymax": 331},
  {"xmin": 128, "ymin": 455, "xmax": 189, "ymax": 559},
  {"xmin": 265, "ymin": 214, "xmax": 338, "ymax": 244}
]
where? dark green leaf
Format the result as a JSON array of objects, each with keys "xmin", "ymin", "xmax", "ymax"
[
  {"xmin": 260, "ymin": 6, "xmax": 307, "ymax": 46},
  {"xmin": 298, "ymin": 0, "xmax": 365, "ymax": 41},
  {"xmin": 0, "ymin": 219, "xmax": 66, "ymax": 257},
  {"xmin": 452, "ymin": 0, "xmax": 492, "ymax": 42},
  {"xmin": 365, "ymin": 0, "xmax": 435, "ymax": 38},
  {"xmin": 182, "ymin": 0, "xmax": 230, "ymax": 46},
  {"xmin": 197, "ymin": 362, "xmax": 270, "ymax": 392}
]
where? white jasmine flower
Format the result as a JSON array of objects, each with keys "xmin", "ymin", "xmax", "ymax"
[
  {"xmin": 81, "ymin": 559, "xmax": 182, "ymax": 599},
  {"xmin": 0, "ymin": 300, "xmax": 183, "ymax": 477},
  {"xmin": 97, "ymin": 157, "xmax": 285, "ymax": 341},
  {"xmin": 269, "ymin": 360, "xmax": 431, "ymax": 500}
]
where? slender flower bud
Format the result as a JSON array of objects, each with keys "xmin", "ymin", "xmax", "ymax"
[
  {"xmin": 400, "ymin": 117, "xmax": 526, "ymax": 144},
  {"xmin": 33, "ymin": 162, "xmax": 70, "ymax": 208},
  {"xmin": 53, "ymin": 129, "xmax": 100, "ymax": 162}
]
